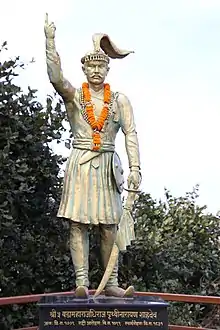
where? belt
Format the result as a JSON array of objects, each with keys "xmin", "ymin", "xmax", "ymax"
[{"xmin": 72, "ymin": 138, "xmax": 115, "ymax": 152}]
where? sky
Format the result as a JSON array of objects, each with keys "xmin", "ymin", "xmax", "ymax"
[{"xmin": 1, "ymin": 0, "xmax": 220, "ymax": 214}]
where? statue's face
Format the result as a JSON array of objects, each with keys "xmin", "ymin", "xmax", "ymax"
[{"xmin": 82, "ymin": 60, "xmax": 109, "ymax": 85}]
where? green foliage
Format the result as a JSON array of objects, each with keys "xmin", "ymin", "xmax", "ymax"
[
  {"xmin": 0, "ymin": 43, "xmax": 73, "ymax": 329},
  {"xmin": 119, "ymin": 186, "xmax": 220, "ymax": 326},
  {"xmin": 0, "ymin": 44, "xmax": 220, "ymax": 329}
]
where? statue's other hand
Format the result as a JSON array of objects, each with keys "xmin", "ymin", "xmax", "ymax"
[
  {"xmin": 44, "ymin": 13, "xmax": 56, "ymax": 39},
  {"xmin": 127, "ymin": 170, "xmax": 141, "ymax": 190}
]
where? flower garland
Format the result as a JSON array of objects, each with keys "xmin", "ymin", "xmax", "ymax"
[{"xmin": 82, "ymin": 82, "xmax": 111, "ymax": 151}]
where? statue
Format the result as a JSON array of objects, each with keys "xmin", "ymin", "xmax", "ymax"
[{"xmin": 44, "ymin": 13, "xmax": 141, "ymax": 299}]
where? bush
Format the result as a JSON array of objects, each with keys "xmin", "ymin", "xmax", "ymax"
[
  {"xmin": 0, "ymin": 43, "xmax": 72, "ymax": 329},
  {"xmin": 119, "ymin": 186, "xmax": 220, "ymax": 326}
]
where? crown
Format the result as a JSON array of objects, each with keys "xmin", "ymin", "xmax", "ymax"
[
  {"xmin": 81, "ymin": 33, "xmax": 134, "ymax": 65},
  {"xmin": 81, "ymin": 51, "xmax": 110, "ymax": 64}
]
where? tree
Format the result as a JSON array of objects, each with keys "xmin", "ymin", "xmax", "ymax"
[
  {"xmin": 0, "ymin": 43, "xmax": 73, "ymax": 329},
  {"xmin": 119, "ymin": 186, "xmax": 220, "ymax": 327}
]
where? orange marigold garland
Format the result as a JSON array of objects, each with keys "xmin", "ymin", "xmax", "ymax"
[{"xmin": 82, "ymin": 82, "xmax": 111, "ymax": 151}]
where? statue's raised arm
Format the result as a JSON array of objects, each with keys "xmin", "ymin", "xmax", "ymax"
[{"xmin": 44, "ymin": 13, "xmax": 75, "ymax": 102}]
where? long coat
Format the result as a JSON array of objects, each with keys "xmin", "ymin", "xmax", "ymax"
[{"xmin": 57, "ymin": 88, "xmax": 139, "ymax": 225}]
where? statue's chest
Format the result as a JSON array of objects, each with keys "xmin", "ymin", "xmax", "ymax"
[
  {"xmin": 90, "ymin": 97, "xmax": 105, "ymax": 117},
  {"xmin": 78, "ymin": 89, "xmax": 119, "ymax": 128}
]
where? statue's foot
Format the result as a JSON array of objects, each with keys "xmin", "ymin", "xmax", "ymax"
[
  {"xmin": 105, "ymin": 285, "xmax": 135, "ymax": 298},
  {"xmin": 75, "ymin": 286, "xmax": 89, "ymax": 298}
]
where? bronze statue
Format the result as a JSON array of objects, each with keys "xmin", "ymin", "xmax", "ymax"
[{"xmin": 44, "ymin": 13, "xmax": 141, "ymax": 299}]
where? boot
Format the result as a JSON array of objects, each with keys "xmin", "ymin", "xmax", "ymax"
[
  {"xmin": 99, "ymin": 224, "xmax": 134, "ymax": 298},
  {"xmin": 70, "ymin": 222, "xmax": 89, "ymax": 298},
  {"xmin": 105, "ymin": 285, "xmax": 135, "ymax": 298},
  {"xmin": 104, "ymin": 258, "xmax": 135, "ymax": 298},
  {"xmin": 75, "ymin": 286, "xmax": 89, "ymax": 298}
]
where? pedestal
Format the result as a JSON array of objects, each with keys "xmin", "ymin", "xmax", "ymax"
[{"xmin": 38, "ymin": 294, "xmax": 169, "ymax": 330}]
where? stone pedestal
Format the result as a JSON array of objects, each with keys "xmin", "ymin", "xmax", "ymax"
[{"xmin": 38, "ymin": 294, "xmax": 169, "ymax": 330}]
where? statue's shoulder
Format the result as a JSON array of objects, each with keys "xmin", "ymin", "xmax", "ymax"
[
  {"xmin": 76, "ymin": 86, "xmax": 82, "ymax": 94},
  {"xmin": 113, "ymin": 91, "xmax": 130, "ymax": 105},
  {"xmin": 72, "ymin": 87, "xmax": 83, "ymax": 103}
]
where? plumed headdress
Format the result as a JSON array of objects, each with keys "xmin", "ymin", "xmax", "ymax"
[{"xmin": 81, "ymin": 33, "xmax": 134, "ymax": 64}]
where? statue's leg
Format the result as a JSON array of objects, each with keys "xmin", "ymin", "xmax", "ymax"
[
  {"xmin": 70, "ymin": 221, "xmax": 89, "ymax": 298},
  {"xmin": 99, "ymin": 224, "xmax": 134, "ymax": 298}
]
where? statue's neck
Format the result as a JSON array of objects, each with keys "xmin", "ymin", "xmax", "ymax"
[{"xmin": 88, "ymin": 83, "xmax": 104, "ymax": 93}]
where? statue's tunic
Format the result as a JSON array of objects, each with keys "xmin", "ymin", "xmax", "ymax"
[
  {"xmin": 57, "ymin": 88, "xmax": 122, "ymax": 225},
  {"xmin": 57, "ymin": 88, "xmax": 139, "ymax": 225}
]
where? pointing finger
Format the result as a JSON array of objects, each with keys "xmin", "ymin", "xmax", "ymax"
[{"xmin": 45, "ymin": 13, "xmax": 48, "ymax": 25}]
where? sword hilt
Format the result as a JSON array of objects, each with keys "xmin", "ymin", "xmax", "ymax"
[{"xmin": 124, "ymin": 187, "xmax": 141, "ymax": 193}]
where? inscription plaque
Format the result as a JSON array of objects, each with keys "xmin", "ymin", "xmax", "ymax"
[{"xmin": 38, "ymin": 295, "xmax": 169, "ymax": 330}]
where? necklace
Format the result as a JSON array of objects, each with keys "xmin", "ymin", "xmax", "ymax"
[{"xmin": 81, "ymin": 82, "xmax": 111, "ymax": 151}]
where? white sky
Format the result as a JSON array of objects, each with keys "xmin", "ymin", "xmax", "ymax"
[{"xmin": 1, "ymin": 0, "xmax": 220, "ymax": 214}]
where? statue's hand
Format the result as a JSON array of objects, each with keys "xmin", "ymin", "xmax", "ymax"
[
  {"xmin": 127, "ymin": 170, "xmax": 141, "ymax": 190},
  {"xmin": 44, "ymin": 13, "xmax": 56, "ymax": 39}
]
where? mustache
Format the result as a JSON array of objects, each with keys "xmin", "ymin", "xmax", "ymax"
[{"xmin": 91, "ymin": 74, "xmax": 102, "ymax": 78}]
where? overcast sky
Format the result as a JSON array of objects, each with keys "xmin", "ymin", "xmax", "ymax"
[{"xmin": 1, "ymin": 0, "xmax": 220, "ymax": 214}]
